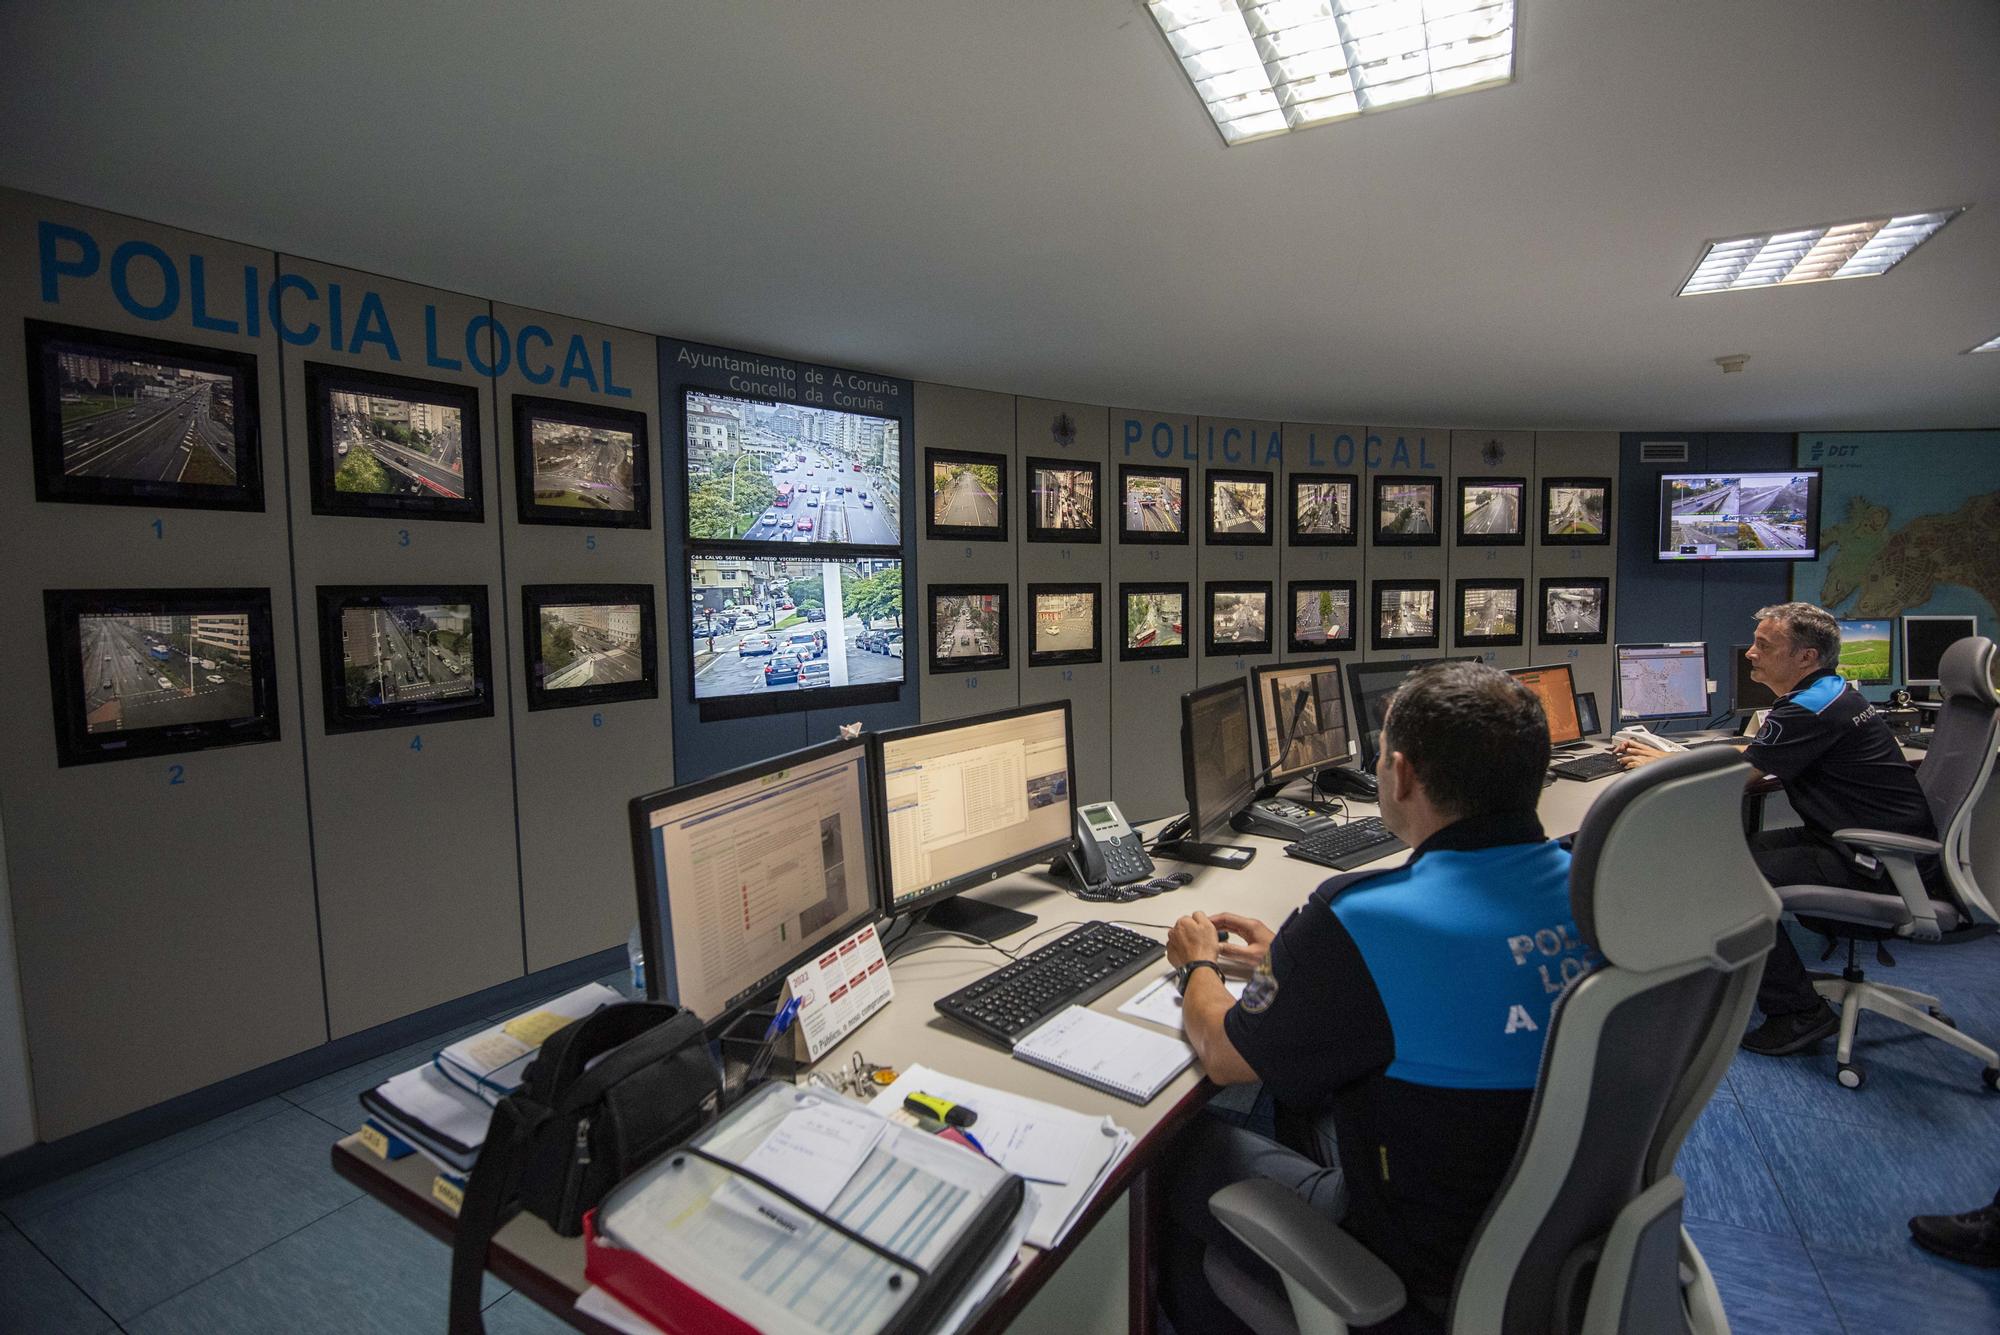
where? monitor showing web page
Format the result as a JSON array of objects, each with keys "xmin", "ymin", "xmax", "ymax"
[
  {"xmin": 1615, "ymin": 642, "xmax": 1710, "ymax": 722},
  {"xmin": 1507, "ymin": 663, "xmax": 1584, "ymax": 746},
  {"xmin": 878, "ymin": 703, "xmax": 1074, "ymax": 915},
  {"xmin": 1252, "ymin": 660, "xmax": 1354, "ymax": 782},
  {"xmin": 631, "ymin": 737, "xmax": 879, "ymax": 1026}
]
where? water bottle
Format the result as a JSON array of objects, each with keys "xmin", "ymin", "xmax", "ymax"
[{"xmin": 627, "ymin": 924, "xmax": 645, "ymax": 996}]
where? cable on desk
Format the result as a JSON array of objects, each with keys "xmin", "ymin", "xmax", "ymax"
[
  {"xmin": 886, "ymin": 924, "xmax": 1018, "ymax": 964},
  {"xmin": 885, "ymin": 939, "xmax": 1019, "ymax": 965}
]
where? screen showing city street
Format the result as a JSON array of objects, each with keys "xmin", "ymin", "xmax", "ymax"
[
  {"xmin": 929, "ymin": 457, "xmax": 1001, "ymax": 530},
  {"xmin": 933, "ymin": 592, "xmax": 1002, "ymax": 661},
  {"xmin": 1209, "ymin": 478, "xmax": 1269, "ymax": 537},
  {"xmin": 1378, "ymin": 587, "xmax": 1436, "ymax": 641},
  {"xmin": 1033, "ymin": 591, "xmax": 1097, "ymax": 655},
  {"xmin": 1544, "ymin": 585, "xmax": 1604, "ymax": 636},
  {"xmin": 1661, "ymin": 474, "xmax": 1814, "ymax": 556},
  {"xmin": 1546, "ymin": 484, "xmax": 1607, "ymax": 537},
  {"xmin": 328, "ymin": 389, "xmax": 467, "ymax": 499},
  {"xmin": 1123, "ymin": 471, "xmax": 1185, "ymax": 535},
  {"xmin": 538, "ymin": 603, "xmax": 645, "ymax": 689},
  {"xmin": 79, "ymin": 613, "xmax": 256, "ymax": 734},
  {"xmin": 529, "ymin": 415, "xmax": 637, "ymax": 512},
  {"xmin": 48, "ymin": 339, "xmax": 240, "ymax": 486},
  {"xmin": 339, "ymin": 602, "xmax": 480, "ymax": 707},
  {"xmin": 684, "ymin": 391, "xmax": 901, "ymax": 546},
  {"xmin": 1211, "ymin": 589, "xmax": 1269, "ymax": 646},
  {"xmin": 1294, "ymin": 480, "xmax": 1353, "ymax": 537},
  {"xmin": 1293, "ymin": 587, "xmax": 1352, "ymax": 647},
  {"xmin": 1377, "ymin": 482, "xmax": 1437, "ymax": 536},
  {"xmin": 1125, "ymin": 590, "xmax": 1185, "ymax": 649},
  {"xmin": 1031, "ymin": 466, "xmax": 1096, "ymax": 532},
  {"xmin": 690, "ymin": 557, "xmax": 904, "ymax": 699},
  {"xmin": 1460, "ymin": 585, "xmax": 1521, "ymax": 638},
  {"xmin": 1461, "ymin": 482, "xmax": 1523, "ymax": 536}
]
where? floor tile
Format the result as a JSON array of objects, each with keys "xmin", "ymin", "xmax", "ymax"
[
  {"xmin": 1685, "ymin": 1220, "xmax": 1843, "ymax": 1335},
  {"xmin": 0, "ymin": 1097, "xmax": 293, "ymax": 1225},
  {"xmin": 123, "ymin": 1194, "xmax": 506, "ymax": 1334},
  {"xmin": 1724, "ymin": 1012, "xmax": 1990, "ymax": 1137},
  {"xmin": 1675, "ymin": 1100, "xmax": 1796, "ymax": 1238},
  {"xmin": 14, "ymin": 1105, "xmax": 362, "ymax": 1320},
  {"xmin": 482, "ymin": 1288, "xmax": 586, "ymax": 1334},
  {"xmin": 0, "ymin": 1216, "xmax": 117, "ymax": 1334},
  {"xmin": 1813, "ymin": 1240, "xmax": 2000, "ymax": 1334}
]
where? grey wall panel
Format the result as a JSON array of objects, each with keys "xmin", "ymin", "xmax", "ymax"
[
  {"xmin": 0, "ymin": 190, "xmax": 324, "ymax": 1135},
  {"xmin": 1449, "ymin": 430, "xmax": 1536, "ymax": 670},
  {"xmin": 492, "ymin": 304, "xmax": 669, "ymax": 972},
  {"xmin": 1532, "ymin": 431, "xmax": 1620, "ymax": 720},
  {"xmin": 1195, "ymin": 417, "xmax": 1283, "ymax": 688},
  {"xmin": 1109, "ymin": 410, "xmax": 1197, "ymax": 822},
  {"xmin": 275, "ymin": 259, "xmax": 522, "ymax": 1037},
  {"xmin": 1017, "ymin": 398, "xmax": 1111, "ymax": 803},
  {"xmin": 1361, "ymin": 425, "xmax": 1452, "ymax": 665},
  {"xmin": 915, "ymin": 383, "xmax": 1018, "ymax": 722}
]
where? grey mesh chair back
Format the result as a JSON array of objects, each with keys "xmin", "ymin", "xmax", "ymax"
[
  {"xmin": 1917, "ymin": 636, "xmax": 2000, "ymax": 924},
  {"xmin": 1447, "ymin": 747, "xmax": 1777, "ymax": 1334}
]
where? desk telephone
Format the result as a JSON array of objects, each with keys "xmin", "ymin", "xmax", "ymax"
[{"xmin": 1065, "ymin": 801, "xmax": 1156, "ymax": 888}]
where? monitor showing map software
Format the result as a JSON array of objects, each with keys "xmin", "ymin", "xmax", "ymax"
[{"xmin": 1615, "ymin": 642, "xmax": 1710, "ymax": 722}]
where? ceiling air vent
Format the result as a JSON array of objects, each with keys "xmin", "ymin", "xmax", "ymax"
[{"xmin": 1639, "ymin": 440, "xmax": 1690, "ymax": 464}]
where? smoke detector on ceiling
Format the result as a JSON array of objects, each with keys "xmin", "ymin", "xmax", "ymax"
[{"xmin": 1715, "ymin": 354, "xmax": 1750, "ymax": 374}]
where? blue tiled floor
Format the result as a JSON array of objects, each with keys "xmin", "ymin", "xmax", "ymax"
[{"xmin": 5, "ymin": 947, "xmax": 1999, "ymax": 1332}]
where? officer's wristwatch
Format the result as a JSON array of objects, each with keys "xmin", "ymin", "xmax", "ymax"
[{"xmin": 1176, "ymin": 959, "xmax": 1224, "ymax": 995}]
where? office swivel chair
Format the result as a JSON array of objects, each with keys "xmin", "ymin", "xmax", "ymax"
[
  {"xmin": 1775, "ymin": 635, "xmax": 2000, "ymax": 1091},
  {"xmin": 1203, "ymin": 748, "xmax": 1774, "ymax": 1335}
]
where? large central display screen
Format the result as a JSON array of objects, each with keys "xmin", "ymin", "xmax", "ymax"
[
  {"xmin": 683, "ymin": 389, "xmax": 901, "ymax": 549},
  {"xmin": 1657, "ymin": 471, "xmax": 1820, "ymax": 561},
  {"xmin": 689, "ymin": 556, "xmax": 904, "ymax": 713}
]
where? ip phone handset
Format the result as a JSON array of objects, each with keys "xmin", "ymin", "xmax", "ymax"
[
  {"xmin": 1612, "ymin": 725, "xmax": 1686, "ymax": 753},
  {"xmin": 1069, "ymin": 801, "xmax": 1156, "ymax": 888}
]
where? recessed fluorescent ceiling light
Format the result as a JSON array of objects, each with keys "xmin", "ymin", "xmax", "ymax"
[
  {"xmin": 1967, "ymin": 332, "xmax": 2000, "ymax": 354},
  {"xmin": 1678, "ymin": 209, "xmax": 1965, "ymax": 297},
  {"xmin": 1145, "ymin": 0, "xmax": 1516, "ymax": 146}
]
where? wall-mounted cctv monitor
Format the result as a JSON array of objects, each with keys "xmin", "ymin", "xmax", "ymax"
[
  {"xmin": 1539, "ymin": 578, "xmax": 1609, "ymax": 646},
  {"xmin": 512, "ymin": 394, "xmax": 650, "ymax": 528},
  {"xmin": 521, "ymin": 584, "xmax": 658, "ymax": 712},
  {"xmin": 1288, "ymin": 581, "xmax": 1356, "ymax": 654},
  {"xmin": 1289, "ymin": 474, "xmax": 1357, "ymax": 546},
  {"xmin": 1024, "ymin": 457, "xmax": 1100, "ymax": 544},
  {"xmin": 924, "ymin": 449, "xmax": 1007, "ymax": 542},
  {"xmin": 1371, "ymin": 475, "xmax": 1441, "ymax": 546},
  {"xmin": 1457, "ymin": 477, "xmax": 1526, "ymax": 545},
  {"xmin": 1118, "ymin": 465, "xmax": 1189, "ymax": 544},
  {"xmin": 1656, "ymin": 470, "xmax": 1820, "ymax": 561},
  {"xmin": 1205, "ymin": 470, "xmax": 1273, "ymax": 546},
  {"xmin": 26, "ymin": 321, "xmax": 264, "ymax": 512},
  {"xmin": 681, "ymin": 388, "xmax": 901, "ymax": 550},
  {"xmin": 1206, "ymin": 582, "xmax": 1273, "ymax": 656},
  {"xmin": 928, "ymin": 584, "xmax": 1008, "ymax": 674},
  {"xmin": 1027, "ymin": 584, "xmax": 1101, "ymax": 666},
  {"xmin": 1371, "ymin": 580, "xmax": 1441, "ymax": 651},
  {"xmin": 1541, "ymin": 477, "xmax": 1610, "ymax": 545},
  {"xmin": 43, "ymin": 587, "xmax": 282, "ymax": 766},
  {"xmin": 1120, "ymin": 583, "xmax": 1188, "ymax": 660},
  {"xmin": 1456, "ymin": 579, "xmax": 1525, "ymax": 648},
  {"xmin": 316, "ymin": 586, "xmax": 496, "ymax": 734},
  {"xmin": 1834, "ymin": 618, "xmax": 1894, "ymax": 686},
  {"xmin": 305, "ymin": 363, "xmax": 483, "ymax": 522},
  {"xmin": 1902, "ymin": 614, "xmax": 1979, "ymax": 687},
  {"xmin": 688, "ymin": 555, "xmax": 905, "ymax": 717}
]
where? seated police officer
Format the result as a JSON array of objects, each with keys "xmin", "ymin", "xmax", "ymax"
[
  {"xmin": 1615, "ymin": 601, "xmax": 1938, "ymax": 1056},
  {"xmin": 1160, "ymin": 661, "xmax": 1591, "ymax": 1335}
]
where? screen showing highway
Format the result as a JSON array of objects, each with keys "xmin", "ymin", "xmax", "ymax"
[
  {"xmin": 49, "ymin": 339, "xmax": 240, "ymax": 487},
  {"xmin": 691, "ymin": 557, "xmax": 904, "ymax": 700},
  {"xmin": 339, "ymin": 602, "xmax": 480, "ymax": 708},
  {"xmin": 933, "ymin": 592, "xmax": 1001, "ymax": 661},
  {"xmin": 1543, "ymin": 583, "xmax": 1605, "ymax": 637},
  {"xmin": 79, "ymin": 613, "xmax": 256, "ymax": 735},
  {"xmin": 1460, "ymin": 584, "xmax": 1521, "ymax": 638},
  {"xmin": 684, "ymin": 391, "xmax": 900, "ymax": 546},
  {"xmin": 1030, "ymin": 465, "xmax": 1096, "ymax": 532},
  {"xmin": 1033, "ymin": 590, "xmax": 1096, "ymax": 655},
  {"xmin": 1378, "ymin": 586, "xmax": 1436, "ymax": 641},
  {"xmin": 1211, "ymin": 589, "xmax": 1268, "ymax": 645},
  {"xmin": 1461, "ymin": 481, "xmax": 1524, "ymax": 536},
  {"xmin": 1659, "ymin": 472, "xmax": 1819, "ymax": 560},
  {"xmin": 1209, "ymin": 477, "xmax": 1269, "ymax": 537},
  {"xmin": 328, "ymin": 389, "xmax": 467, "ymax": 500},
  {"xmin": 1545, "ymin": 483, "xmax": 1606, "ymax": 537},
  {"xmin": 529, "ymin": 414, "xmax": 637, "ymax": 512},
  {"xmin": 1123, "ymin": 470, "xmax": 1185, "ymax": 536},
  {"xmin": 1294, "ymin": 480, "xmax": 1353, "ymax": 538},
  {"xmin": 930, "ymin": 457, "xmax": 1001, "ymax": 531},
  {"xmin": 538, "ymin": 603, "xmax": 645, "ymax": 690},
  {"xmin": 1125, "ymin": 590, "xmax": 1185, "ymax": 649},
  {"xmin": 1377, "ymin": 481, "xmax": 1437, "ymax": 536},
  {"xmin": 1293, "ymin": 586, "xmax": 1352, "ymax": 647}
]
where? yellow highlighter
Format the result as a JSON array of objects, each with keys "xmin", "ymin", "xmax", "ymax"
[{"xmin": 903, "ymin": 1090, "xmax": 977, "ymax": 1128}]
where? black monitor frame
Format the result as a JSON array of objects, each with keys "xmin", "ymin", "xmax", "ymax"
[
  {"xmin": 1175, "ymin": 677, "xmax": 1260, "ymax": 846},
  {"xmin": 511, "ymin": 393, "xmax": 651, "ymax": 529},
  {"xmin": 1613, "ymin": 641, "xmax": 1712, "ymax": 724},
  {"xmin": 1575, "ymin": 690, "xmax": 1602, "ymax": 737},
  {"xmin": 1505, "ymin": 660, "xmax": 1585, "ymax": 747},
  {"xmin": 1119, "ymin": 582, "xmax": 1190, "ymax": 661},
  {"xmin": 1902, "ymin": 614, "xmax": 1979, "ymax": 687},
  {"xmin": 1250, "ymin": 657, "xmax": 1355, "ymax": 784},
  {"xmin": 43, "ymin": 586, "xmax": 283, "ymax": 767},
  {"xmin": 26, "ymin": 320, "xmax": 266, "ymax": 512},
  {"xmin": 1539, "ymin": 577, "xmax": 1611, "ymax": 646},
  {"xmin": 687, "ymin": 555, "xmax": 906, "ymax": 720},
  {"xmin": 1541, "ymin": 476, "xmax": 1612, "ymax": 546},
  {"xmin": 927, "ymin": 583, "xmax": 1010, "ymax": 674},
  {"xmin": 305, "ymin": 362, "xmax": 484, "ymax": 522},
  {"xmin": 1287, "ymin": 580, "xmax": 1358, "ymax": 654},
  {"xmin": 1024, "ymin": 456, "xmax": 1101, "ymax": 544},
  {"xmin": 1205, "ymin": 581, "xmax": 1274, "ymax": 657},
  {"xmin": 1730, "ymin": 645, "xmax": 1780, "ymax": 712},
  {"xmin": 315, "ymin": 584, "xmax": 496, "ymax": 734},
  {"xmin": 1456, "ymin": 476, "xmax": 1527, "ymax": 546},
  {"xmin": 1654, "ymin": 469, "xmax": 1821, "ymax": 563},
  {"xmin": 923, "ymin": 447, "xmax": 1008, "ymax": 543},
  {"xmin": 1288, "ymin": 473, "xmax": 1359, "ymax": 546},
  {"xmin": 628, "ymin": 733, "xmax": 883, "ymax": 1036},
  {"xmin": 1344, "ymin": 655, "xmax": 1475, "ymax": 773},
  {"xmin": 520, "ymin": 583, "xmax": 659, "ymax": 712},
  {"xmin": 1204, "ymin": 469, "xmax": 1274, "ymax": 546},
  {"xmin": 1371, "ymin": 475, "xmax": 1443, "ymax": 546},
  {"xmin": 1026, "ymin": 583, "xmax": 1102, "ymax": 666},
  {"xmin": 1455, "ymin": 578, "xmax": 1526, "ymax": 648},
  {"xmin": 1117, "ymin": 464, "xmax": 1190, "ymax": 545},
  {"xmin": 1371, "ymin": 579, "xmax": 1442, "ymax": 651}
]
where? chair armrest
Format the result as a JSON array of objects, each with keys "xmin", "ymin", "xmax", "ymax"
[
  {"xmin": 1829, "ymin": 828, "xmax": 1942, "ymax": 941},
  {"xmin": 1832, "ymin": 828, "xmax": 1941, "ymax": 857},
  {"xmin": 1209, "ymin": 1179, "xmax": 1407, "ymax": 1328}
]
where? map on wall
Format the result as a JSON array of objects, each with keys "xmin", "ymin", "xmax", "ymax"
[{"xmin": 1792, "ymin": 432, "xmax": 2000, "ymax": 637}]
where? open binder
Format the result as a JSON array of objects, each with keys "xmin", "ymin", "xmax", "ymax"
[{"xmin": 586, "ymin": 1083, "xmax": 1029, "ymax": 1335}]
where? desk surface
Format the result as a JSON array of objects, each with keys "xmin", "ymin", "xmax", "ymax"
[{"xmin": 332, "ymin": 773, "xmax": 1617, "ymax": 1332}]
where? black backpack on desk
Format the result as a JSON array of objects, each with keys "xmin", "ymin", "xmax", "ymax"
[{"xmin": 448, "ymin": 1001, "xmax": 720, "ymax": 1335}]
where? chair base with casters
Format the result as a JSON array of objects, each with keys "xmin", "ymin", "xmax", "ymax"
[{"xmin": 1804, "ymin": 939, "xmax": 2000, "ymax": 1091}]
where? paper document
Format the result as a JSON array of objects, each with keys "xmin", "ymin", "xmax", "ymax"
[
  {"xmin": 720, "ymin": 1096, "xmax": 886, "ymax": 1231},
  {"xmin": 868, "ymin": 1065, "xmax": 1099, "ymax": 1187},
  {"xmin": 434, "ymin": 982, "xmax": 620, "ymax": 1100},
  {"xmin": 1117, "ymin": 972, "xmax": 1247, "ymax": 1032}
]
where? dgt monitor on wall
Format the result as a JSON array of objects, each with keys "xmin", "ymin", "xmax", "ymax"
[{"xmin": 1657, "ymin": 471, "xmax": 1821, "ymax": 561}]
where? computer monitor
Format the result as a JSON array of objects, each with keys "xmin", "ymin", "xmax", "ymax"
[
  {"xmin": 874, "ymin": 702, "xmax": 1076, "ymax": 941},
  {"xmin": 1615, "ymin": 642, "xmax": 1711, "ymax": 723},
  {"xmin": 1344, "ymin": 657, "xmax": 1477, "ymax": 772},
  {"xmin": 1155, "ymin": 678, "xmax": 1259, "ymax": 868},
  {"xmin": 1506, "ymin": 663, "xmax": 1585, "ymax": 748},
  {"xmin": 1730, "ymin": 646, "xmax": 1780, "ymax": 712},
  {"xmin": 1250, "ymin": 659, "xmax": 1354, "ymax": 785},
  {"xmin": 1834, "ymin": 619, "xmax": 1893, "ymax": 686},
  {"xmin": 1901, "ymin": 615, "xmax": 1977, "ymax": 688},
  {"xmin": 629, "ymin": 735, "xmax": 881, "ymax": 1031}
]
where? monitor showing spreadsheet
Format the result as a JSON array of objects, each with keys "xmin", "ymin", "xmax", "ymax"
[{"xmin": 1615, "ymin": 642, "xmax": 1710, "ymax": 722}]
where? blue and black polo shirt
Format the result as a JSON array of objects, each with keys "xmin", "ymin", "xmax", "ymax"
[{"xmin": 1223, "ymin": 809, "xmax": 1588, "ymax": 1312}]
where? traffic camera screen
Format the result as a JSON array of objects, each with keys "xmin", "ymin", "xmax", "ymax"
[
  {"xmin": 514, "ymin": 395, "xmax": 650, "ymax": 529},
  {"xmin": 689, "ymin": 556, "xmax": 906, "ymax": 716},
  {"xmin": 1657, "ymin": 471, "xmax": 1820, "ymax": 561},
  {"xmin": 315, "ymin": 586, "xmax": 495, "ymax": 733},
  {"xmin": 305, "ymin": 364, "xmax": 484, "ymax": 521},
  {"xmin": 682, "ymin": 390, "xmax": 901, "ymax": 549},
  {"xmin": 522, "ymin": 584, "xmax": 658, "ymax": 711}
]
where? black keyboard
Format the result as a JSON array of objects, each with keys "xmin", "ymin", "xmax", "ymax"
[
  {"xmin": 1552, "ymin": 752, "xmax": 1626, "ymax": 782},
  {"xmin": 1904, "ymin": 733, "xmax": 1933, "ymax": 751},
  {"xmin": 1284, "ymin": 816, "xmax": 1406, "ymax": 871},
  {"xmin": 935, "ymin": 922, "xmax": 1163, "ymax": 1046}
]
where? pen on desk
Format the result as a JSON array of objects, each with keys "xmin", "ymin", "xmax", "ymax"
[{"xmin": 745, "ymin": 998, "xmax": 802, "ymax": 1087}]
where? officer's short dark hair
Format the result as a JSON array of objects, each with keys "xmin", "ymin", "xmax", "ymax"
[{"xmin": 1382, "ymin": 661, "xmax": 1550, "ymax": 818}]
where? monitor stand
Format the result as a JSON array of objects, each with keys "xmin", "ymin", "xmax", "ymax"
[
  {"xmin": 921, "ymin": 896, "xmax": 1036, "ymax": 943},
  {"xmin": 1152, "ymin": 838, "xmax": 1257, "ymax": 869}
]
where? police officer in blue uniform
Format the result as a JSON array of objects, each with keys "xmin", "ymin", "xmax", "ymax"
[{"xmin": 1161, "ymin": 661, "xmax": 1590, "ymax": 1335}]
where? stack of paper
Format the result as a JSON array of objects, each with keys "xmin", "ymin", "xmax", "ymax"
[{"xmin": 868, "ymin": 1064, "xmax": 1134, "ymax": 1249}]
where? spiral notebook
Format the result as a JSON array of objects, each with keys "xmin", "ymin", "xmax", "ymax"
[{"xmin": 1011, "ymin": 1005, "xmax": 1195, "ymax": 1104}]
